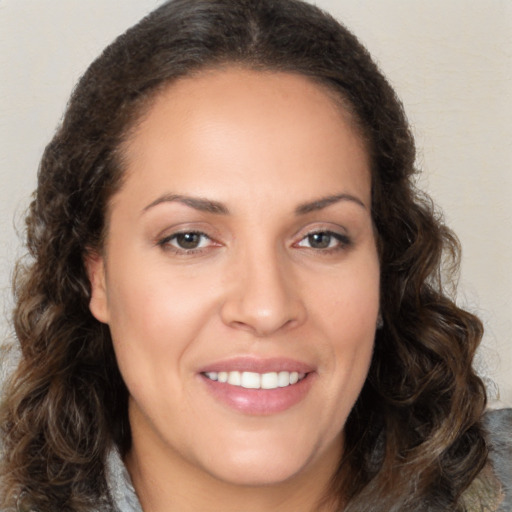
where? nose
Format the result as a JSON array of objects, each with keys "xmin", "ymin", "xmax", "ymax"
[{"xmin": 220, "ymin": 248, "xmax": 307, "ymax": 337}]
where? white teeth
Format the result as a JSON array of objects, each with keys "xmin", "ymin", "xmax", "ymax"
[
  {"xmin": 241, "ymin": 371, "xmax": 260, "ymax": 389},
  {"xmin": 278, "ymin": 371, "xmax": 290, "ymax": 387},
  {"xmin": 227, "ymin": 371, "xmax": 241, "ymax": 386},
  {"xmin": 204, "ymin": 370, "xmax": 306, "ymax": 389},
  {"xmin": 261, "ymin": 372, "xmax": 278, "ymax": 390}
]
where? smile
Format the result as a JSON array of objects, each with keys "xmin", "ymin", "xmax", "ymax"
[{"xmin": 203, "ymin": 371, "xmax": 307, "ymax": 390}]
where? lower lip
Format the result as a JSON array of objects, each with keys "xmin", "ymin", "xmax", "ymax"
[{"xmin": 200, "ymin": 373, "xmax": 315, "ymax": 415}]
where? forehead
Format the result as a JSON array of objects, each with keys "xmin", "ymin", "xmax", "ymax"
[
  {"xmin": 124, "ymin": 66, "xmax": 366, "ymax": 151},
  {"xmin": 117, "ymin": 67, "xmax": 371, "ymax": 210}
]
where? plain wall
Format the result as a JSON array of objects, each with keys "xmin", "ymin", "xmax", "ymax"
[{"xmin": 1, "ymin": 0, "xmax": 511, "ymax": 404}]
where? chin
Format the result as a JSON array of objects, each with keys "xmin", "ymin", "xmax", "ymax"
[
  {"xmin": 198, "ymin": 434, "xmax": 336, "ymax": 488},
  {"xmin": 207, "ymin": 455, "xmax": 308, "ymax": 487}
]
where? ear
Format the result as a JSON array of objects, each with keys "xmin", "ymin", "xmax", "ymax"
[{"xmin": 84, "ymin": 250, "xmax": 110, "ymax": 324}]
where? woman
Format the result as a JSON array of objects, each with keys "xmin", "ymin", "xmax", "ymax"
[{"xmin": 0, "ymin": 0, "xmax": 509, "ymax": 510}]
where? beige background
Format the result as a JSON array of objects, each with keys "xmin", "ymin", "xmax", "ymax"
[{"xmin": 1, "ymin": 0, "xmax": 510, "ymax": 404}]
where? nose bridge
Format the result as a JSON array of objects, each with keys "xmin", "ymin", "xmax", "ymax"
[{"xmin": 220, "ymin": 239, "xmax": 305, "ymax": 336}]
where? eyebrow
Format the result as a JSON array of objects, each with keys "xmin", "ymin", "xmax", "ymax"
[
  {"xmin": 142, "ymin": 192, "xmax": 366, "ymax": 216},
  {"xmin": 142, "ymin": 194, "xmax": 230, "ymax": 215},
  {"xmin": 295, "ymin": 193, "xmax": 367, "ymax": 215}
]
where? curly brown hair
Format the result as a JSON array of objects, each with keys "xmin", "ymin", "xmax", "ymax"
[{"xmin": 0, "ymin": 0, "xmax": 487, "ymax": 510}]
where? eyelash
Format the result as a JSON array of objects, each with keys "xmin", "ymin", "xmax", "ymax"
[
  {"xmin": 157, "ymin": 231, "xmax": 215, "ymax": 255},
  {"xmin": 157, "ymin": 229, "xmax": 351, "ymax": 256},
  {"xmin": 294, "ymin": 230, "xmax": 351, "ymax": 253}
]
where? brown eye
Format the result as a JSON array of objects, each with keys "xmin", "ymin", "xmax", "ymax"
[
  {"xmin": 158, "ymin": 231, "xmax": 213, "ymax": 252},
  {"xmin": 296, "ymin": 230, "xmax": 350, "ymax": 251},
  {"xmin": 175, "ymin": 232, "xmax": 203, "ymax": 249},
  {"xmin": 307, "ymin": 233, "xmax": 333, "ymax": 249}
]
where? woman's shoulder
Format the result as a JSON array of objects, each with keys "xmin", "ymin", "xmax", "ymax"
[{"xmin": 461, "ymin": 407, "xmax": 512, "ymax": 512}]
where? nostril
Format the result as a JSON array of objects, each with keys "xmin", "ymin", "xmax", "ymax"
[{"xmin": 230, "ymin": 320, "xmax": 254, "ymax": 332}]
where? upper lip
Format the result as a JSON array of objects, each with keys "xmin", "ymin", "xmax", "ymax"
[{"xmin": 198, "ymin": 356, "xmax": 315, "ymax": 374}]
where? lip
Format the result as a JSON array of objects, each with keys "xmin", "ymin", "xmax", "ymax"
[
  {"xmin": 198, "ymin": 357, "xmax": 316, "ymax": 415},
  {"xmin": 198, "ymin": 356, "xmax": 315, "ymax": 374}
]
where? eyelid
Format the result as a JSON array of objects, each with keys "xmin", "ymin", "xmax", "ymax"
[
  {"xmin": 292, "ymin": 225, "xmax": 352, "ymax": 251},
  {"xmin": 154, "ymin": 223, "xmax": 352, "ymax": 256},
  {"xmin": 153, "ymin": 219, "xmax": 220, "ymax": 244},
  {"xmin": 156, "ymin": 228, "xmax": 221, "ymax": 255}
]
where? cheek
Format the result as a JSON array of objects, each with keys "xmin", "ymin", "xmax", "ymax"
[
  {"xmin": 104, "ymin": 259, "xmax": 221, "ymax": 376},
  {"xmin": 107, "ymin": 253, "xmax": 213, "ymax": 324},
  {"xmin": 104, "ymin": 271, "xmax": 217, "ymax": 420},
  {"xmin": 308, "ymin": 258, "xmax": 380, "ymax": 333},
  {"xmin": 306, "ymin": 255, "xmax": 379, "ymax": 396}
]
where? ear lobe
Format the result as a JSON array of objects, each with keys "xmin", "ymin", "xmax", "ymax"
[{"xmin": 84, "ymin": 250, "xmax": 110, "ymax": 324}]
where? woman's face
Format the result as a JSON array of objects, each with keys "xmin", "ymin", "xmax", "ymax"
[{"xmin": 88, "ymin": 68, "xmax": 380, "ymax": 488}]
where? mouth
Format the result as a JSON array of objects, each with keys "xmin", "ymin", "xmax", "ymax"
[
  {"xmin": 199, "ymin": 358, "xmax": 315, "ymax": 415},
  {"xmin": 203, "ymin": 370, "xmax": 307, "ymax": 390}
]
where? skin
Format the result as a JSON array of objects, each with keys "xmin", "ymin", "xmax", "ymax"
[{"xmin": 87, "ymin": 68, "xmax": 380, "ymax": 512}]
